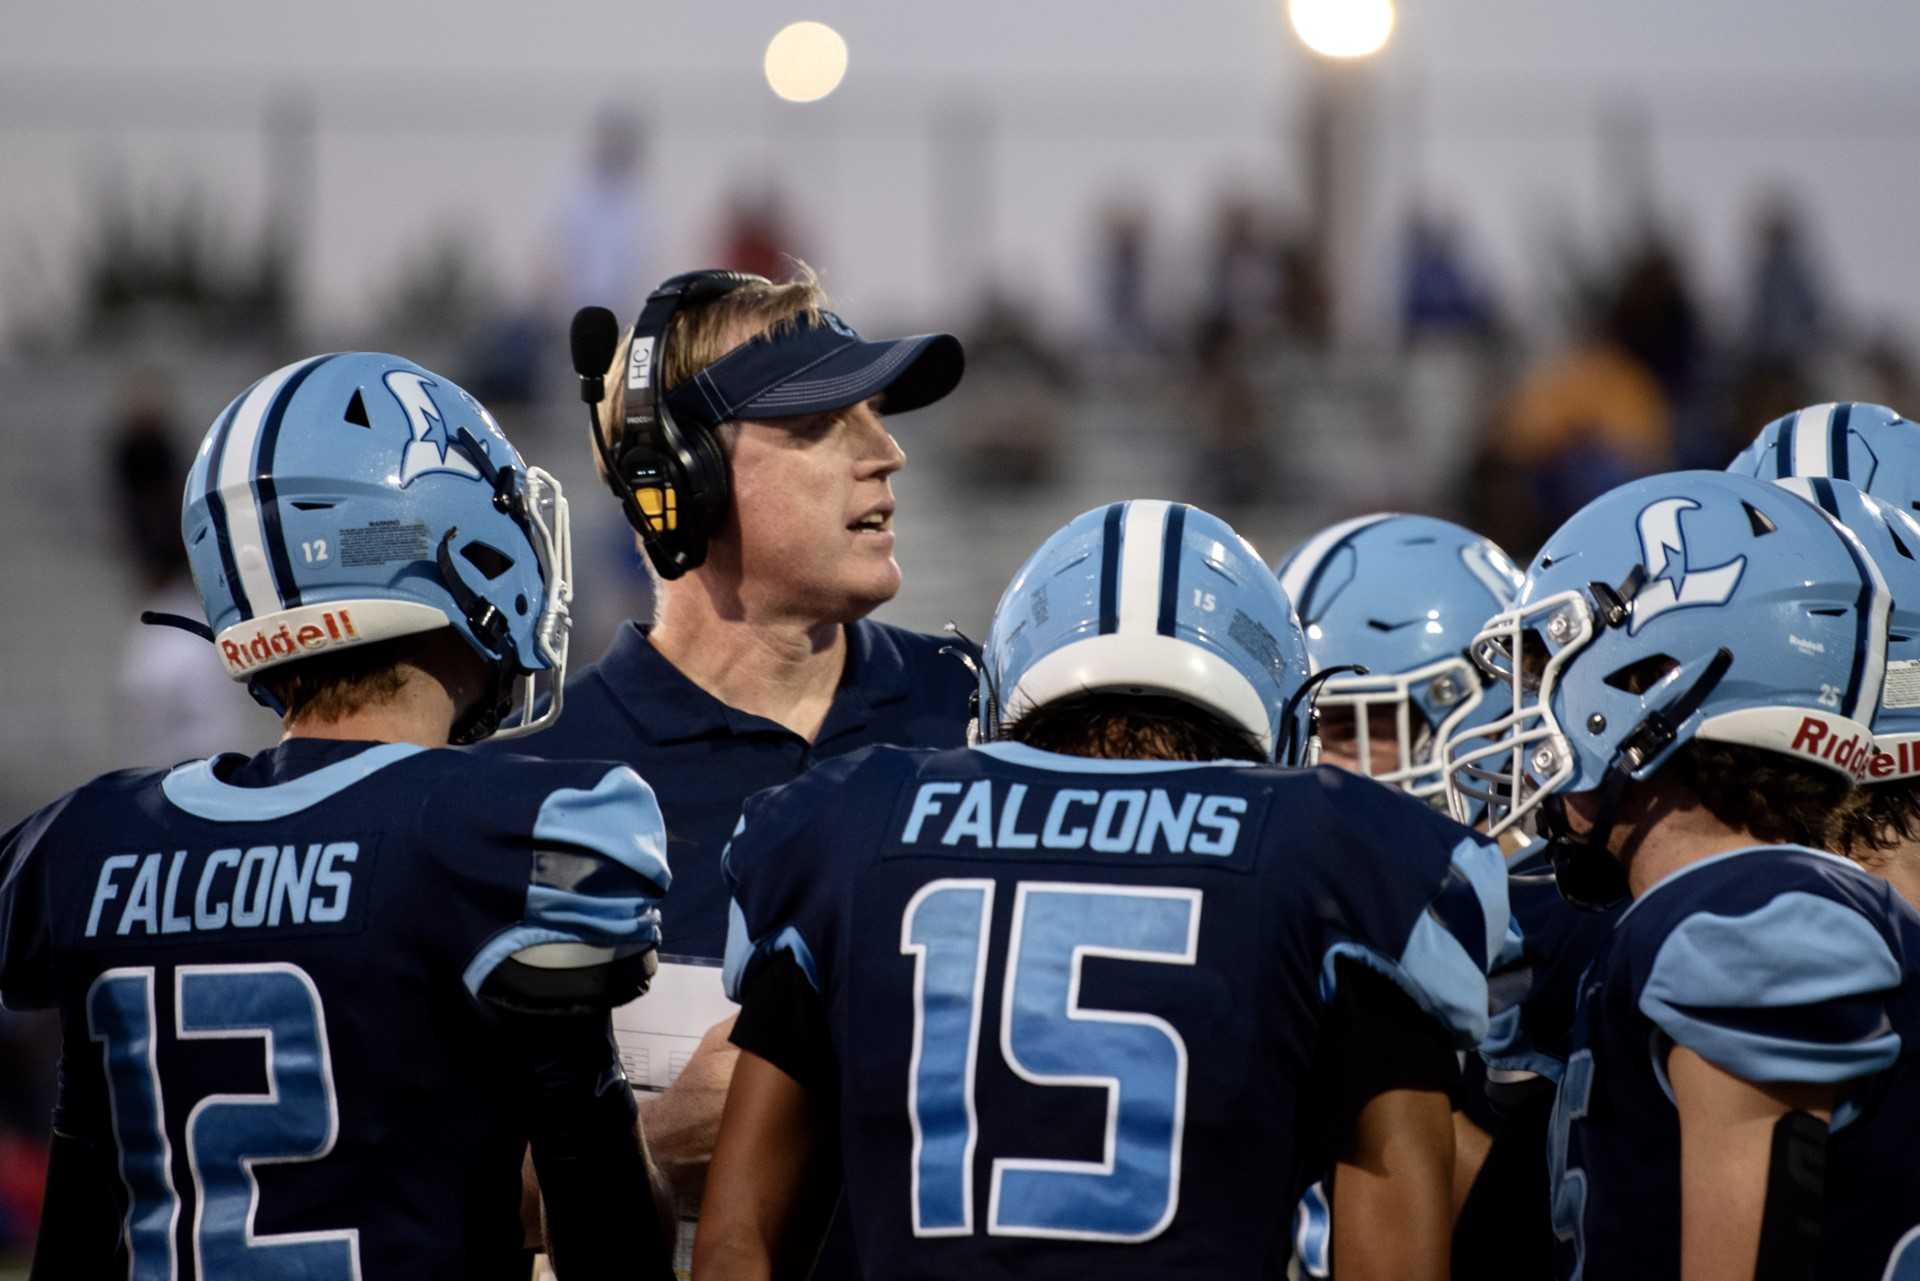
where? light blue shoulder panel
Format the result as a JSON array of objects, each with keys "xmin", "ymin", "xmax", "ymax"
[{"xmin": 1640, "ymin": 890, "xmax": 1903, "ymax": 1083}]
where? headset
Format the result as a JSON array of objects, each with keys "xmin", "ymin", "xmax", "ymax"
[{"xmin": 571, "ymin": 269, "xmax": 769, "ymax": 579}]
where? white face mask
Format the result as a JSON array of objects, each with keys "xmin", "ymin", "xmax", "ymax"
[
  {"xmin": 491, "ymin": 465, "xmax": 574, "ymax": 740},
  {"xmin": 1443, "ymin": 590, "xmax": 1594, "ymax": 837}
]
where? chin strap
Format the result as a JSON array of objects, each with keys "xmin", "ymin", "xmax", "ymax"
[
  {"xmin": 140, "ymin": 610, "xmax": 215, "ymax": 642},
  {"xmin": 1280, "ymin": 664, "xmax": 1368, "ymax": 767},
  {"xmin": 1543, "ymin": 646, "xmax": 1734, "ymax": 912}
]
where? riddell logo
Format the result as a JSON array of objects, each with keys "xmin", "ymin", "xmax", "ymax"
[
  {"xmin": 219, "ymin": 610, "xmax": 360, "ymax": 675},
  {"xmin": 1868, "ymin": 740, "xmax": 1920, "ymax": 781},
  {"xmin": 1789, "ymin": 716, "xmax": 1874, "ymax": 780}
]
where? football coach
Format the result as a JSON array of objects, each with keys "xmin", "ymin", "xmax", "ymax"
[{"xmin": 494, "ymin": 264, "xmax": 973, "ymax": 1220}]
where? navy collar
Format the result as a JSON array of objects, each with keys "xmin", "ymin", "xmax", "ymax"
[{"xmin": 591, "ymin": 618, "xmax": 916, "ymax": 747}]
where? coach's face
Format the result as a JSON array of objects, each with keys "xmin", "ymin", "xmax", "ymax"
[{"xmin": 721, "ymin": 396, "xmax": 907, "ymax": 622}]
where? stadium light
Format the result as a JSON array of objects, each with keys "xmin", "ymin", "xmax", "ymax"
[
  {"xmin": 1287, "ymin": 0, "xmax": 1395, "ymax": 59},
  {"xmin": 764, "ymin": 21, "xmax": 850, "ymax": 103}
]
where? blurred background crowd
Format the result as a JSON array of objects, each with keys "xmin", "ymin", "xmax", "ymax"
[{"xmin": 3, "ymin": 0, "xmax": 1918, "ymax": 1262}]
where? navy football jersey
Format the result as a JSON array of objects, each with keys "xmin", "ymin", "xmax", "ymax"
[
  {"xmin": 722, "ymin": 740, "xmax": 1508, "ymax": 1279},
  {"xmin": 0, "ymin": 739, "xmax": 669, "ymax": 1280},
  {"xmin": 1551, "ymin": 845, "xmax": 1920, "ymax": 1281}
]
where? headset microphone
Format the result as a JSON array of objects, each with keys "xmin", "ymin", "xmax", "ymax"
[{"xmin": 570, "ymin": 306, "xmax": 620, "ymax": 405}]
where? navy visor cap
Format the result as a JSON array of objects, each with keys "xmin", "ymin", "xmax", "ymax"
[{"xmin": 663, "ymin": 311, "xmax": 965, "ymax": 429}]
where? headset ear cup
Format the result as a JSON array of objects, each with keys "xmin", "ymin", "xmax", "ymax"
[{"xmin": 679, "ymin": 422, "xmax": 731, "ymax": 536}]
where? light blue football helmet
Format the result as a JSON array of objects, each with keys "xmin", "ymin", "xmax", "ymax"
[
  {"xmin": 1443, "ymin": 471, "xmax": 1887, "ymax": 849},
  {"xmin": 977, "ymin": 500, "xmax": 1315, "ymax": 763},
  {"xmin": 182, "ymin": 352, "xmax": 573, "ymax": 742},
  {"xmin": 1764, "ymin": 477, "xmax": 1920, "ymax": 783},
  {"xmin": 1274, "ymin": 513, "xmax": 1523, "ymax": 801},
  {"xmin": 1727, "ymin": 401, "xmax": 1920, "ymax": 502}
]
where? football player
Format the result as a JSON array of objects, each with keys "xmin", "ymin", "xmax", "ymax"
[
  {"xmin": 1445, "ymin": 469, "xmax": 1920, "ymax": 1281},
  {"xmin": 1727, "ymin": 401, "xmax": 1920, "ymax": 907},
  {"xmin": 1275, "ymin": 513, "xmax": 1586, "ymax": 1280},
  {"xmin": 1274, "ymin": 512, "xmax": 1524, "ymax": 806},
  {"xmin": 695, "ymin": 500, "xmax": 1509, "ymax": 1280},
  {"xmin": 0, "ymin": 354, "xmax": 675, "ymax": 1280}
]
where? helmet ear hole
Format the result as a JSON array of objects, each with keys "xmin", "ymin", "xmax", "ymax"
[
  {"xmin": 460, "ymin": 540, "xmax": 514, "ymax": 581},
  {"xmin": 1742, "ymin": 501, "xmax": 1778, "ymax": 537},
  {"xmin": 1602, "ymin": 654, "xmax": 1679, "ymax": 695}
]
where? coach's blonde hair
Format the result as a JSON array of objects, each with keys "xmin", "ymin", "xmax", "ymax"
[{"xmin": 594, "ymin": 261, "xmax": 832, "ymax": 456}]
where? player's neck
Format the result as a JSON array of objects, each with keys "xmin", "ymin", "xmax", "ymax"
[
  {"xmin": 1872, "ymin": 841, "xmax": 1920, "ymax": 914},
  {"xmin": 281, "ymin": 672, "xmax": 460, "ymax": 749},
  {"xmin": 1622, "ymin": 805, "xmax": 1766, "ymax": 900},
  {"xmin": 650, "ymin": 587, "xmax": 846, "ymax": 742}
]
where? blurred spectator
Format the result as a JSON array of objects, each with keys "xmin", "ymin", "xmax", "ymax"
[
  {"xmin": 1861, "ymin": 331, "xmax": 1920, "ymax": 413},
  {"xmin": 1478, "ymin": 244, "xmax": 1687, "ymax": 549},
  {"xmin": 1094, "ymin": 202, "xmax": 1153, "ymax": 347},
  {"xmin": 1743, "ymin": 193, "xmax": 1826, "ymax": 366},
  {"xmin": 1202, "ymin": 195, "xmax": 1281, "ymax": 344},
  {"xmin": 1402, "ymin": 210, "xmax": 1495, "ymax": 342},
  {"xmin": 717, "ymin": 185, "xmax": 806, "ymax": 281},
  {"xmin": 1188, "ymin": 310, "xmax": 1272, "ymax": 511},
  {"xmin": 1608, "ymin": 231, "xmax": 1704, "ymax": 408},
  {"xmin": 548, "ymin": 107, "xmax": 656, "ymax": 315},
  {"xmin": 108, "ymin": 375, "xmax": 277, "ymax": 765},
  {"xmin": 951, "ymin": 287, "xmax": 1074, "ymax": 490}
]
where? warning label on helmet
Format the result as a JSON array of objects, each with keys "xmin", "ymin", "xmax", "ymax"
[
  {"xmin": 1884, "ymin": 660, "xmax": 1920, "ymax": 710},
  {"xmin": 340, "ymin": 520, "xmax": 431, "ymax": 568}
]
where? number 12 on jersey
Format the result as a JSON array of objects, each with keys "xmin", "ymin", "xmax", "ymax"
[{"xmin": 901, "ymin": 879, "xmax": 1201, "ymax": 1243}]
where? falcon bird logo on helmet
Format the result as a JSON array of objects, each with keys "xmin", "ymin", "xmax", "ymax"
[{"xmin": 1631, "ymin": 498, "xmax": 1746, "ymax": 634}]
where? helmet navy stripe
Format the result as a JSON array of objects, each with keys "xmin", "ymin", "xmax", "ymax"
[
  {"xmin": 1156, "ymin": 504, "xmax": 1188, "ymax": 636},
  {"xmin": 1098, "ymin": 502, "xmax": 1125, "ymax": 634},
  {"xmin": 253, "ymin": 353, "xmax": 340, "ymax": 610},
  {"xmin": 1809, "ymin": 477, "xmax": 1874, "ymax": 717},
  {"xmin": 1831, "ymin": 402, "xmax": 1853, "ymax": 481},
  {"xmin": 202, "ymin": 392, "xmax": 253, "ymax": 619},
  {"xmin": 1294, "ymin": 517, "xmax": 1389, "ymax": 627},
  {"xmin": 1775, "ymin": 411, "xmax": 1796, "ymax": 479}
]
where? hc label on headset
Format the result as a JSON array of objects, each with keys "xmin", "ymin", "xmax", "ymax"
[{"xmin": 628, "ymin": 336, "xmax": 656, "ymax": 391}]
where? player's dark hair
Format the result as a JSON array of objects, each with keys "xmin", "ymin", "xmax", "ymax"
[
  {"xmin": 259, "ymin": 639, "xmax": 415, "ymax": 725},
  {"xmin": 1663, "ymin": 738, "xmax": 1862, "ymax": 849},
  {"xmin": 260, "ymin": 629, "xmax": 482, "ymax": 728},
  {"xmin": 1827, "ymin": 780, "xmax": 1920, "ymax": 866},
  {"xmin": 1005, "ymin": 692, "xmax": 1265, "ymax": 764}
]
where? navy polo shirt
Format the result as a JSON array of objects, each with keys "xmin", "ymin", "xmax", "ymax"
[{"xmin": 480, "ymin": 618, "xmax": 974, "ymax": 958}]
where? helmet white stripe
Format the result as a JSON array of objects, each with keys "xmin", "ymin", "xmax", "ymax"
[
  {"xmin": 1852, "ymin": 530, "xmax": 1892, "ymax": 725},
  {"xmin": 215, "ymin": 356, "xmax": 326, "ymax": 616},
  {"xmin": 1793, "ymin": 402, "xmax": 1836, "ymax": 477},
  {"xmin": 1117, "ymin": 499, "xmax": 1172, "ymax": 634},
  {"xmin": 1275, "ymin": 513, "xmax": 1395, "ymax": 611}
]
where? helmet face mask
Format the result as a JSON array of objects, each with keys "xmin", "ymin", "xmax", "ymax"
[
  {"xmin": 490, "ymin": 461, "xmax": 573, "ymax": 740},
  {"xmin": 1316, "ymin": 653, "xmax": 1485, "ymax": 799},
  {"xmin": 184, "ymin": 353, "xmax": 575, "ymax": 742},
  {"xmin": 1444, "ymin": 589, "xmax": 1594, "ymax": 836}
]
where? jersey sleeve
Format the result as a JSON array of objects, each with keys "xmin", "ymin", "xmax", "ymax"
[
  {"xmin": 1305, "ymin": 771, "xmax": 1509, "ymax": 1049},
  {"xmin": 720, "ymin": 750, "xmax": 889, "ymax": 1004},
  {"xmin": 462, "ymin": 763, "xmax": 674, "ymax": 1013},
  {"xmin": 1634, "ymin": 871, "xmax": 1903, "ymax": 1085},
  {"xmin": 0, "ymin": 795, "xmax": 74, "ymax": 1011}
]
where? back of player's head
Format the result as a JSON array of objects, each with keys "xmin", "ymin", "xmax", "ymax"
[
  {"xmin": 978, "ymin": 500, "xmax": 1312, "ymax": 764},
  {"xmin": 1767, "ymin": 476, "xmax": 1920, "ymax": 856},
  {"xmin": 1275, "ymin": 512, "xmax": 1522, "ymax": 801},
  {"xmin": 1445, "ymin": 470, "xmax": 1885, "ymax": 846},
  {"xmin": 182, "ymin": 352, "xmax": 572, "ymax": 742},
  {"xmin": 1727, "ymin": 401, "xmax": 1920, "ymax": 504}
]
